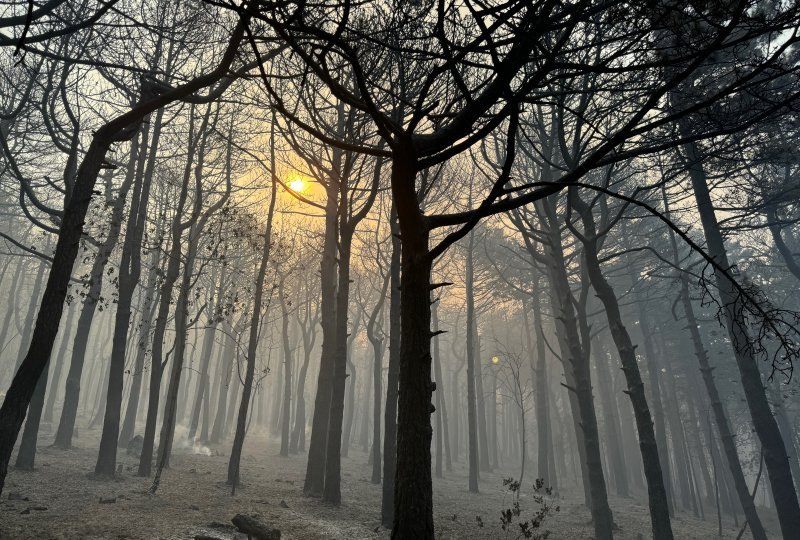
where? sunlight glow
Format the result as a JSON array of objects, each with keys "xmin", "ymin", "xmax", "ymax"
[
  {"xmin": 289, "ymin": 178, "xmax": 306, "ymax": 192},
  {"xmin": 491, "ymin": 356, "xmax": 500, "ymax": 365}
]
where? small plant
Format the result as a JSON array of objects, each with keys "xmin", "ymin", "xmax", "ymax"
[{"xmin": 500, "ymin": 477, "xmax": 559, "ymax": 540}]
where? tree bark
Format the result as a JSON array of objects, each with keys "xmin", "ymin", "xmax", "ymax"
[{"xmin": 390, "ymin": 150, "xmax": 434, "ymax": 539}]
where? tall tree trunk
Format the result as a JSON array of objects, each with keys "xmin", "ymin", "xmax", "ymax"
[
  {"xmin": 539, "ymin": 196, "xmax": 613, "ymax": 539},
  {"xmin": 0, "ymin": 16, "xmax": 249, "ymax": 491},
  {"xmin": 119, "ymin": 250, "xmax": 161, "ymax": 447},
  {"xmin": 685, "ymin": 139, "xmax": 800, "ymax": 537},
  {"xmin": 13, "ymin": 261, "xmax": 46, "ymax": 376},
  {"xmin": 464, "ymin": 229, "xmax": 481, "ymax": 492},
  {"xmin": 390, "ymin": 152, "xmax": 434, "ymax": 539},
  {"xmin": 304, "ymin": 179, "xmax": 339, "ymax": 496},
  {"xmin": 14, "ymin": 356, "xmax": 50, "ymax": 471},
  {"xmin": 188, "ymin": 323, "xmax": 217, "ymax": 442},
  {"xmin": 663, "ymin": 184, "xmax": 768, "ymax": 539},
  {"xmin": 153, "ymin": 112, "xmax": 228, "ymax": 478},
  {"xmin": 210, "ymin": 313, "xmax": 244, "ymax": 445},
  {"xmin": 95, "ymin": 122, "xmax": 155, "ymax": 476},
  {"xmin": 137, "ymin": 107, "xmax": 200, "ymax": 477},
  {"xmin": 342, "ymin": 343, "xmax": 358, "ymax": 458},
  {"xmin": 572, "ymin": 193, "xmax": 672, "ymax": 540},
  {"xmin": 323, "ymin": 229, "xmax": 354, "ymax": 504},
  {"xmin": 593, "ymin": 339, "xmax": 628, "ymax": 498},
  {"xmin": 42, "ymin": 302, "xmax": 76, "ymax": 425},
  {"xmin": 381, "ymin": 204, "xmax": 401, "ymax": 527},
  {"xmin": 279, "ymin": 279, "xmax": 293, "ymax": 457},
  {"xmin": 526, "ymin": 287, "xmax": 556, "ymax": 487},
  {"xmin": 227, "ymin": 128, "xmax": 277, "ymax": 489},
  {"xmin": 0, "ymin": 260, "xmax": 24, "ymax": 364},
  {"xmin": 431, "ymin": 302, "xmax": 451, "ymax": 477},
  {"xmin": 290, "ymin": 329, "xmax": 314, "ymax": 453}
]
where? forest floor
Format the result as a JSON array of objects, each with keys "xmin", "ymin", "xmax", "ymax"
[{"xmin": 0, "ymin": 423, "xmax": 778, "ymax": 539}]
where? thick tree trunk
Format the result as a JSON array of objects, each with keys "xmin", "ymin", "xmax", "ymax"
[
  {"xmin": 391, "ymin": 152, "xmax": 434, "ymax": 539},
  {"xmin": 685, "ymin": 139, "xmax": 800, "ymax": 538},
  {"xmin": 323, "ymin": 231, "xmax": 353, "ymax": 504},
  {"xmin": 304, "ymin": 180, "xmax": 339, "ymax": 496},
  {"xmin": 0, "ymin": 137, "xmax": 113, "ymax": 494}
]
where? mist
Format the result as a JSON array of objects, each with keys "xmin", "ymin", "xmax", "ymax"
[{"xmin": 1, "ymin": 2, "xmax": 799, "ymax": 539}]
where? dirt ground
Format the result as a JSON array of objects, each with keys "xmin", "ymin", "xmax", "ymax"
[{"xmin": 0, "ymin": 424, "xmax": 777, "ymax": 539}]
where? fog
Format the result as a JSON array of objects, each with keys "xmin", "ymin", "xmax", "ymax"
[{"xmin": 0, "ymin": 2, "xmax": 799, "ymax": 539}]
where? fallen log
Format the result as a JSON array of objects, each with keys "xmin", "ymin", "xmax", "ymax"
[{"xmin": 231, "ymin": 514, "xmax": 281, "ymax": 540}]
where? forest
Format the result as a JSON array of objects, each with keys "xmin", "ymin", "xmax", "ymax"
[{"xmin": 0, "ymin": 1, "xmax": 799, "ymax": 539}]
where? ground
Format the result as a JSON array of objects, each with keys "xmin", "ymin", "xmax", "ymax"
[{"xmin": 0, "ymin": 424, "xmax": 776, "ymax": 539}]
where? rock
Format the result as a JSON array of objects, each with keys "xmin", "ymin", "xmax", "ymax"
[
  {"xmin": 231, "ymin": 514, "xmax": 281, "ymax": 540},
  {"xmin": 279, "ymin": 500, "xmax": 289, "ymax": 509},
  {"xmin": 20, "ymin": 508, "xmax": 30, "ymax": 515},
  {"xmin": 32, "ymin": 506, "xmax": 48, "ymax": 511},
  {"xmin": 190, "ymin": 504, "xmax": 200, "ymax": 511},
  {"xmin": 99, "ymin": 497, "xmax": 117, "ymax": 504},
  {"xmin": 126, "ymin": 435, "xmax": 144, "ymax": 457},
  {"xmin": 8, "ymin": 493, "xmax": 28, "ymax": 501},
  {"xmin": 194, "ymin": 536, "xmax": 223, "ymax": 540}
]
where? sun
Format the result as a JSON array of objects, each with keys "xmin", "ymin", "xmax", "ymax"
[{"xmin": 289, "ymin": 178, "xmax": 306, "ymax": 192}]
